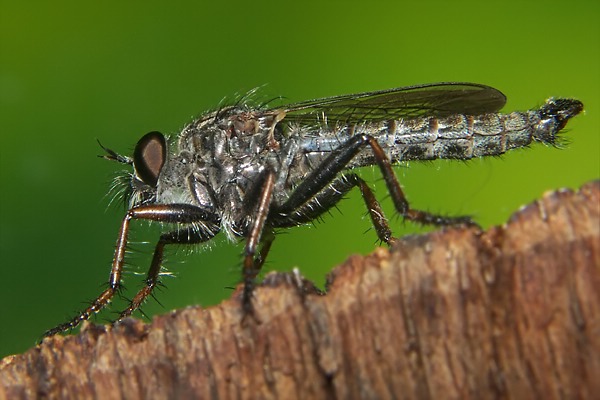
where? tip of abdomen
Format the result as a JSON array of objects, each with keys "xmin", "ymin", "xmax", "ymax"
[
  {"xmin": 542, "ymin": 98, "xmax": 584, "ymax": 128},
  {"xmin": 535, "ymin": 98, "xmax": 584, "ymax": 143}
]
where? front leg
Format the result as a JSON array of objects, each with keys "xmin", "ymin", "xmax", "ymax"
[
  {"xmin": 116, "ymin": 225, "xmax": 219, "ymax": 321},
  {"xmin": 43, "ymin": 204, "xmax": 220, "ymax": 337}
]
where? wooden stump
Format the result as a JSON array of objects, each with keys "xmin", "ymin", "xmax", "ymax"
[{"xmin": 1, "ymin": 181, "xmax": 599, "ymax": 400}]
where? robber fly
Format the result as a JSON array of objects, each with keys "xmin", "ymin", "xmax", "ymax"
[{"xmin": 43, "ymin": 82, "xmax": 583, "ymax": 337}]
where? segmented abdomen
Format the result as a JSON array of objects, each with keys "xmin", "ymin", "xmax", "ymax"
[
  {"xmin": 383, "ymin": 111, "xmax": 539, "ymax": 161},
  {"xmin": 300, "ymin": 110, "xmax": 550, "ymax": 167}
]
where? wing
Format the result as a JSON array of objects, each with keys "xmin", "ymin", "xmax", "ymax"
[{"xmin": 272, "ymin": 82, "xmax": 507, "ymax": 125}]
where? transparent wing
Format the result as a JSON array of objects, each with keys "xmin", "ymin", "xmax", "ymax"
[{"xmin": 273, "ymin": 82, "xmax": 507, "ymax": 125}]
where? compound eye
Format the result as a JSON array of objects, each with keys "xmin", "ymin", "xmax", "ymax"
[{"xmin": 133, "ymin": 131, "xmax": 166, "ymax": 187}]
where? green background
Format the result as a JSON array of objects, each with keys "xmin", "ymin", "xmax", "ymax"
[{"xmin": 1, "ymin": 1, "xmax": 598, "ymax": 358}]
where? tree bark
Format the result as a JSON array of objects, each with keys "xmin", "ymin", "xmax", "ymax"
[{"xmin": 1, "ymin": 181, "xmax": 599, "ymax": 400}]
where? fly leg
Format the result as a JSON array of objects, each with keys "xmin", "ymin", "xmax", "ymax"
[
  {"xmin": 116, "ymin": 226, "xmax": 218, "ymax": 322},
  {"xmin": 253, "ymin": 229, "xmax": 275, "ymax": 271},
  {"xmin": 241, "ymin": 170, "xmax": 276, "ymax": 316},
  {"xmin": 276, "ymin": 134, "xmax": 477, "ymax": 242},
  {"xmin": 274, "ymin": 173, "xmax": 396, "ymax": 244},
  {"xmin": 43, "ymin": 204, "xmax": 219, "ymax": 337}
]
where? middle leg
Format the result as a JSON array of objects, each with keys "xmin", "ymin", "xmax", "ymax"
[{"xmin": 241, "ymin": 169, "xmax": 277, "ymax": 314}]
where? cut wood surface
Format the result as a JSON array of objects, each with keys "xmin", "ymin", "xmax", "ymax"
[{"xmin": 1, "ymin": 181, "xmax": 599, "ymax": 400}]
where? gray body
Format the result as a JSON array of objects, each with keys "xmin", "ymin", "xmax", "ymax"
[
  {"xmin": 147, "ymin": 94, "xmax": 582, "ymax": 240},
  {"xmin": 43, "ymin": 83, "xmax": 584, "ymax": 337}
]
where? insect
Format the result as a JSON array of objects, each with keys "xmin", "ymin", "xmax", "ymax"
[{"xmin": 43, "ymin": 82, "xmax": 583, "ymax": 337}]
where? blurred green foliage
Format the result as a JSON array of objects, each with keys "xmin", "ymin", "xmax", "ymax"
[{"xmin": 1, "ymin": 1, "xmax": 598, "ymax": 358}]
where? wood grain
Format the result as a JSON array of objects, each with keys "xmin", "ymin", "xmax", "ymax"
[{"xmin": 1, "ymin": 181, "xmax": 598, "ymax": 400}]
